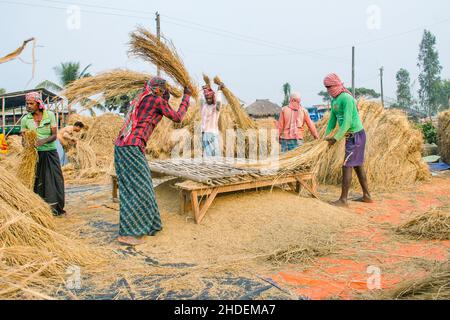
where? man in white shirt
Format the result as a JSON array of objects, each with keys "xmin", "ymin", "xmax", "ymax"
[{"xmin": 201, "ymin": 85, "xmax": 223, "ymax": 157}]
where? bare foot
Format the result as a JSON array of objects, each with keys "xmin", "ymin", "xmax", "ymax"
[
  {"xmin": 117, "ymin": 236, "xmax": 146, "ymax": 246},
  {"xmin": 354, "ymin": 196, "xmax": 374, "ymax": 204},
  {"xmin": 330, "ymin": 200, "xmax": 349, "ymax": 208}
]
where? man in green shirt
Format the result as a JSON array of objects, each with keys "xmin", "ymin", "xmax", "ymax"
[
  {"xmin": 20, "ymin": 92, "xmax": 65, "ymax": 216},
  {"xmin": 323, "ymin": 73, "xmax": 373, "ymax": 207}
]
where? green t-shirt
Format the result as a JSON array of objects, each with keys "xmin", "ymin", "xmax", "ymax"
[
  {"xmin": 20, "ymin": 110, "xmax": 57, "ymax": 151},
  {"xmin": 325, "ymin": 92, "xmax": 364, "ymax": 141}
]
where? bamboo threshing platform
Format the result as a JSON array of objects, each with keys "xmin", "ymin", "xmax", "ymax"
[{"xmin": 111, "ymin": 157, "xmax": 317, "ymax": 224}]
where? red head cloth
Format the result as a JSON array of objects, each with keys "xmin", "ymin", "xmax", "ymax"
[
  {"xmin": 25, "ymin": 91, "xmax": 45, "ymax": 110},
  {"xmin": 202, "ymin": 86, "xmax": 216, "ymax": 104},
  {"xmin": 148, "ymin": 76, "xmax": 167, "ymax": 93},
  {"xmin": 323, "ymin": 73, "xmax": 352, "ymax": 98}
]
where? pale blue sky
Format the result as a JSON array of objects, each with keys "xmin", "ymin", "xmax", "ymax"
[{"xmin": 1, "ymin": 0, "xmax": 449, "ymax": 107}]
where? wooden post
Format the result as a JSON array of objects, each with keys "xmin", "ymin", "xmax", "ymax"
[
  {"xmin": 380, "ymin": 67, "xmax": 385, "ymax": 108},
  {"xmin": 352, "ymin": 46, "xmax": 356, "ymax": 97},
  {"xmin": 156, "ymin": 12, "xmax": 161, "ymax": 77},
  {"xmin": 2, "ymin": 97, "xmax": 5, "ymax": 135}
]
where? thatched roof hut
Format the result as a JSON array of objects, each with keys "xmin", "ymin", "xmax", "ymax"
[{"xmin": 246, "ymin": 99, "xmax": 281, "ymax": 119}]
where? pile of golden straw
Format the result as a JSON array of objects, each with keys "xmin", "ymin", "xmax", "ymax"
[
  {"xmin": 242, "ymin": 101, "xmax": 430, "ymax": 191},
  {"xmin": 129, "ymin": 27, "xmax": 198, "ymax": 99},
  {"xmin": 437, "ymin": 109, "xmax": 450, "ymax": 164},
  {"xmin": 16, "ymin": 130, "xmax": 38, "ymax": 190},
  {"xmin": 0, "ymin": 167, "xmax": 100, "ymax": 299},
  {"xmin": 64, "ymin": 113, "xmax": 125, "ymax": 182}
]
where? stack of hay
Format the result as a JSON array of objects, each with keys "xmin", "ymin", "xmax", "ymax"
[
  {"xmin": 437, "ymin": 109, "xmax": 450, "ymax": 164},
  {"xmin": 0, "ymin": 167, "xmax": 98, "ymax": 299},
  {"xmin": 247, "ymin": 100, "xmax": 430, "ymax": 191},
  {"xmin": 64, "ymin": 113, "xmax": 124, "ymax": 182},
  {"xmin": 311, "ymin": 101, "xmax": 430, "ymax": 190}
]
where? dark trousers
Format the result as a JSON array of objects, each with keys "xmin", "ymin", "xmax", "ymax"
[{"xmin": 34, "ymin": 150, "xmax": 65, "ymax": 215}]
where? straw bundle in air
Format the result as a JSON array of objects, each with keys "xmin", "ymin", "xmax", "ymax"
[
  {"xmin": 203, "ymin": 73, "xmax": 212, "ymax": 87},
  {"xmin": 129, "ymin": 27, "xmax": 198, "ymax": 98},
  {"xmin": 16, "ymin": 130, "xmax": 38, "ymax": 190},
  {"xmin": 64, "ymin": 69, "xmax": 183, "ymax": 111},
  {"xmin": 396, "ymin": 206, "xmax": 450, "ymax": 240},
  {"xmin": 214, "ymin": 76, "xmax": 257, "ymax": 130},
  {"xmin": 437, "ymin": 109, "xmax": 450, "ymax": 164}
]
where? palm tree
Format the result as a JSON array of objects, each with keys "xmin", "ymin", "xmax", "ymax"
[
  {"xmin": 282, "ymin": 83, "xmax": 291, "ymax": 107},
  {"xmin": 36, "ymin": 62, "xmax": 95, "ymax": 114},
  {"xmin": 36, "ymin": 62, "xmax": 91, "ymax": 92}
]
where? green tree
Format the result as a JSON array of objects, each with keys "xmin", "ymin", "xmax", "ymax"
[
  {"xmin": 36, "ymin": 61, "xmax": 92, "ymax": 92},
  {"xmin": 318, "ymin": 87, "xmax": 380, "ymax": 102},
  {"xmin": 395, "ymin": 68, "xmax": 413, "ymax": 108},
  {"xmin": 417, "ymin": 30, "xmax": 443, "ymax": 117},
  {"xmin": 0, "ymin": 88, "xmax": 5, "ymax": 95},
  {"xmin": 282, "ymin": 83, "xmax": 291, "ymax": 106},
  {"xmin": 437, "ymin": 79, "xmax": 450, "ymax": 111}
]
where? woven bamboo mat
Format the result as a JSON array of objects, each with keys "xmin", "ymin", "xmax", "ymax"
[{"xmin": 149, "ymin": 157, "xmax": 310, "ymax": 186}]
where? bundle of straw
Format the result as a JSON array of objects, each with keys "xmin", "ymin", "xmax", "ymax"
[
  {"xmin": 0, "ymin": 198, "xmax": 102, "ymax": 299},
  {"xmin": 0, "ymin": 164, "xmax": 54, "ymax": 229},
  {"xmin": 396, "ymin": 206, "xmax": 450, "ymax": 240},
  {"xmin": 214, "ymin": 76, "xmax": 257, "ymax": 130},
  {"xmin": 203, "ymin": 73, "xmax": 212, "ymax": 87},
  {"xmin": 64, "ymin": 69, "xmax": 183, "ymax": 111},
  {"xmin": 16, "ymin": 130, "xmax": 38, "ymax": 190},
  {"xmin": 437, "ymin": 109, "xmax": 450, "ymax": 164},
  {"xmin": 129, "ymin": 27, "xmax": 198, "ymax": 98},
  {"xmin": 384, "ymin": 263, "xmax": 450, "ymax": 300},
  {"xmin": 6, "ymin": 135, "xmax": 23, "ymax": 155},
  {"xmin": 71, "ymin": 141, "xmax": 97, "ymax": 171}
]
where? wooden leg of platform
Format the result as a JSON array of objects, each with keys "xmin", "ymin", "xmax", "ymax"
[
  {"xmin": 190, "ymin": 191, "xmax": 201, "ymax": 224},
  {"xmin": 296, "ymin": 175, "xmax": 319, "ymax": 199},
  {"xmin": 180, "ymin": 191, "xmax": 189, "ymax": 214},
  {"xmin": 197, "ymin": 188, "xmax": 219, "ymax": 224},
  {"xmin": 112, "ymin": 177, "xmax": 119, "ymax": 203}
]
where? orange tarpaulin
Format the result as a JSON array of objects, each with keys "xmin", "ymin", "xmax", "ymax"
[{"xmin": 0, "ymin": 38, "xmax": 35, "ymax": 64}]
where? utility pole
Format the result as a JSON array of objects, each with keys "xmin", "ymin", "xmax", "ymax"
[
  {"xmin": 156, "ymin": 12, "xmax": 161, "ymax": 77},
  {"xmin": 352, "ymin": 46, "xmax": 355, "ymax": 97},
  {"xmin": 379, "ymin": 67, "xmax": 385, "ymax": 108}
]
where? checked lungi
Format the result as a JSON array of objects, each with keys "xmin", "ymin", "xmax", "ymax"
[{"xmin": 114, "ymin": 145, "xmax": 162, "ymax": 237}]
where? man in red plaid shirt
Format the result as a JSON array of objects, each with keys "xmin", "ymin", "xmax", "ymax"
[{"xmin": 114, "ymin": 77, "xmax": 192, "ymax": 246}]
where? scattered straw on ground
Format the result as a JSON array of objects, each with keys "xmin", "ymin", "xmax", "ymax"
[
  {"xmin": 383, "ymin": 263, "xmax": 450, "ymax": 300},
  {"xmin": 396, "ymin": 205, "xmax": 450, "ymax": 240}
]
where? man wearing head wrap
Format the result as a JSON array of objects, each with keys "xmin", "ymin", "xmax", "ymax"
[
  {"xmin": 20, "ymin": 91, "xmax": 66, "ymax": 216},
  {"xmin": 323, "ymin": 73, "xmax": 373, "ymax": 207},
  {"xmin": 278, "ymin": 92, "xmax": 319, "ymax": 153},
  {"xmin": 200, "ymin": 84, "xmax": 223, "ymax": 157},
  {"xmin": 114, "ymin": 77, "xmax": 192, "ymax": 246}
]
